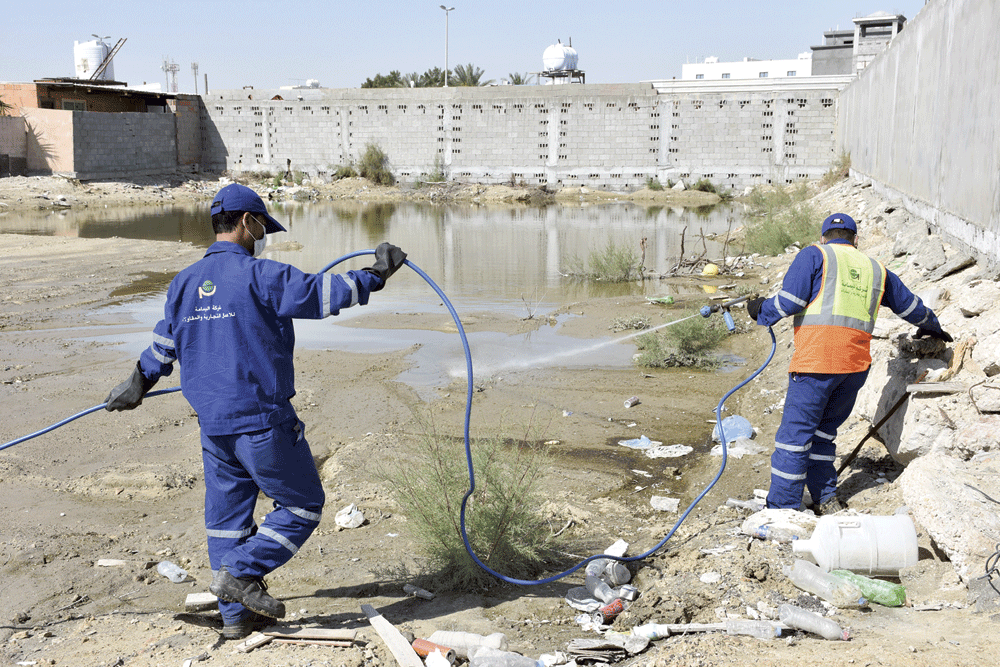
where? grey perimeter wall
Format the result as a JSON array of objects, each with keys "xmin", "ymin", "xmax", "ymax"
[
  {"xmin": 199, "ymin": 77, "xmax": 852, "ymax": 193},
  {"xmin": 72, "ymin": 111, "xmax": 177, "ymax": 180},
  {"xmin": 839, "ymin": 0, "xmax": 999, "ymax": 267}
]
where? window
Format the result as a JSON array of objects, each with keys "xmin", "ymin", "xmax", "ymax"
[
  {"xmin": 787, "ymin": 71, "xmax": 797, "ymax": 76},
  {"xmin": 722, "ymin": 73, "xmax": 730, "ymax": 79},
  {"xmin": 695, "ymin": 74, "xmax": 704, "ymax": 80},
  {"xmin": 759, "ymin": 72, "xmax": 769, "ymax": 78},
  {"xmin": 61, "ymin": 99, "xmax": 87, "ymax": 111}
]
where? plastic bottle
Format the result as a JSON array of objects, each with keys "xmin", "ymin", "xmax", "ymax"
[
  {"xmin": 749, "ymin": 525, "xmax": 799, "ymax": 543},
  {"xmin": 604, "ymin": 561, "xmax": 631, "ymax": 586},
  {"xmin": 156, "ymin": 560, "xmax": 187, "ymax": 583},
  {"xmin": 632, "ymin": 623, "xmax": 671, "ymax": 640},
  {"xmin": 427, "ymin": 631, "xmax": 508, "ymax": 659},
  {"xmin": 585, "ymin": 558, "xmax": 610, "ymax": 578},
  {"xmin": 468, "ymin": 646, "xmax": 542, "ymax": 667},
  {"xmin": 724, "ymin": 619, "xmax": 780, "ymax": 639},
  {"xmin": 831, "ymin": 570, "xmax": 907, "ymax": 607},
  {"xmin": 778, "ymin": 604, "xmax": 848, "ymax": 641},
  {"xmin": 585, "ymin": 574, "xmax": 617, "ymax": 604},
  {"xmin": 782, "ymin": 559, "xmax": 867, "ymax": 608},
  {"xmin": 726, "ymin": 498, "xmax": 765, "ymax": 511}
]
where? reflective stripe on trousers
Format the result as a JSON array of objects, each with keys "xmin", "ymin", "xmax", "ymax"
[
  {"xmin": 766, "ymin": 369, "xmax": 869, "ymax": 509},
  {"xmin": 201, "ymin": 418, "xmax": 325, "ymax": 623}
]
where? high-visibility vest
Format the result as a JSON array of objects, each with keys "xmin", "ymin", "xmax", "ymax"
[{"xmin": 789, "ymin": 243, "xmax": 886, "ymax": 374}]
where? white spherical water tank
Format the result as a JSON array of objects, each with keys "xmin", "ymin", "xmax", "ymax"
[
  {"xmin": 74, "ymin": 39, "xmax": 114, "ymax": 80},
  {"xmin": 542, "ymin": 41, "xmax": 578, "ymax": 71}
]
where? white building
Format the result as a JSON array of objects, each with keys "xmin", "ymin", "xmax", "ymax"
[{"xmin": 681, "ymin": 53, "xmax": 813, "ymax": 81}]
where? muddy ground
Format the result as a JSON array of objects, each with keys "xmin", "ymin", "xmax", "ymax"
[{"xmin": 0, "ymin": 174, "xmax": 993, "ymax": 666}]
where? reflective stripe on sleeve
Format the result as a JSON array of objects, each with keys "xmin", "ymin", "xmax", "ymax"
[
  {"xmin": 898, "ymin": 295, "xmax": 918, "ymax": 319},
  {"xmin": 153, "ymin": 333, "xmax": 175, "ymax": 349},
  {"xmin": 259, "ymin": 526, "xmax": 299, "ymax": 555},
  {"xmin": 778, "ymin": 289, "xmax": 807, "ymax": 309},
  {"xmin": 339, "ymin": 274, "xmax": 359, "ymax": 308},
  {"xmin": 813, "ymin": 429, "xmax": 835, "ymax": 441},
  {"xmin": 150, "ymin": 346, "xmax": 174, "ymax": 365},
  {"xmin": 322, "ymin": 272, "xmax": 333, "ymax": 317},
  {"xmin": 772, "ymin": 294, "xmax": 789, "ymax": 318},
  {"xmin": 809, "ymin": 453, "xmax": 837, "ymax": 461}
]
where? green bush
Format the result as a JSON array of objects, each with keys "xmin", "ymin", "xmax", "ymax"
[
  {"xmin": 332, "ymin": 164, "xmax": 358, "ymax": 180},
  {"xmin": 564, "ymin": 239, "xmax": 641, "ymax": 282},
  {"xmin": 634, "ymin": 309, "xmax": 729, "ymax": 369},
  {"xmin": 358, "ymin": 143, "xmax": 395, "ymax": 186},
  {"xmin": 646, "ymin": 177, "xmax": 664, "ymax": 191},
  {"xmin": 423, "ymin": 155, "xmax": 447, "ymax": 183},
  {"xmin": 293, "ymin": 170, "xmax": 305, "ymax": 185},
  {"xmin": 379, "ymin": 416, "xmax": 555, "ymax": 590},
  {"xmin": 692, "ymin": 178, "xmax": 718, "ymax": 194},
  {"xmin": 745, "ymin": 201, "xmax": 818, "ymax": 255},
  {"xmin": 821, "ymin": 152, "xmax": 852, "ymax": 188}
]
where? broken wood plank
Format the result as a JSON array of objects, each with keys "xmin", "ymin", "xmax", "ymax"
[
  {"xmin": 361, "ymin": 604, "xmax": 424, "ymax": 667},
  {"xmin": 184, "ymin": 592, "xmax": 218, "ymax": 612},
  {"xmin": 907, "ymin": 382, "xmax": 967, "ymax": 394},
  {"xmin": 234, "ymin": 632, "xmax": 273, "ymax": 653},
  {"xmin": 263, "ymin": 627, "xmax": 358, "ymax": 641},
  {"xmin": 272, "ymin": 638, "xmax": 353, "ymax": 647}
]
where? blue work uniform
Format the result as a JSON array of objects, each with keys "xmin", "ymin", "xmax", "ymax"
[
  {"xmin": 756, "ymin": 239, "xmax": 945, "ymax": 509},
  {"xmin": 136, "ymin": 241, "xmax": 382, "ymax": 623}
]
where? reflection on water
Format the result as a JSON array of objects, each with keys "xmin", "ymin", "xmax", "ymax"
[{"xmin": 4, "ymin": 199, "xmax": 749, "ymax": 394}]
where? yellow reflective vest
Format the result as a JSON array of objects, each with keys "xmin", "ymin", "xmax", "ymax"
[{"xmin": 790, "ymin": 243, "xmax": 887, "ymax": 374}]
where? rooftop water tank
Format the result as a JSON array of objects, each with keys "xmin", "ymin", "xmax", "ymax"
[
  {"xmin": 542, "ymin": 41, "xmax": 578, "ymax": 72},
  {"xmin": 74, "ymin": 38, "xmax": 114, "ymax": 80}
]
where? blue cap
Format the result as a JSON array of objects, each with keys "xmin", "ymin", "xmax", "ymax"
[
  {"xmin": 821, "ymin": 213, "xmax": 857, "ymax": 236},
  {"xmin": 210, "ymin": 183, "xmax": 285, "ymax": 234}
]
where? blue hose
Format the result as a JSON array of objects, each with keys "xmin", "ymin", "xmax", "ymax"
[{"xmin": 3, "ymin": 250, "xmax": 777, "ymax": 587}]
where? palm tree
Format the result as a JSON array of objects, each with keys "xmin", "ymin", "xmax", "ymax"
[
  {"xmin": 419, "ymin": 67, "xmax": 449, "ymax": 87},
  {"xmin": 451, "ymin": 63, "xmax": 494, "ymax": 87},
  {"xmin": 0, "ymin": 95, "xmax": 12, "ymax": 116},
  {"xmin": 507, "ymin": 72, "xmax": 535, "ymax": 86}
]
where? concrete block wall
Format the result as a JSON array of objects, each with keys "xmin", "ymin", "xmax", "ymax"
[
  {"xmin": 839, "ymin": 0, "xmax": 1000, "ymax": 267},
  {"xmin": 170, "ymin": 94, "xmax": 202, "ymax": 168},
  {"xmin": 200, "ymin": 80, "xmax": 846, "ymax": 192},
  {"xmin": 72, "ymin": 112, "xmax": 177, "ymax": 180},
  {"xmin": 21, "ymin": 108, "xmax": 75, "ymax": 175},
  {"xmin": 0, "ymin": 115, "xmax": 27, "ymax": 177}
]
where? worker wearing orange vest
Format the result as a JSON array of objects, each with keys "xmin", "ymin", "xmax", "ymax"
[{"xmin": 746, "ymin": 214, "xmax": 951, "ymax": 512}]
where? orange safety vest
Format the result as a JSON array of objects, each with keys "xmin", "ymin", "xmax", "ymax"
[{"xmin": 789, "ymin": 243, "xmax": 886, "ymax": 374}]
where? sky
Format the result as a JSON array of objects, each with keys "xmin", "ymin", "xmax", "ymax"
[{"xmin": 3, "ymin": 1, "xmax": 932, "ymax": 92}]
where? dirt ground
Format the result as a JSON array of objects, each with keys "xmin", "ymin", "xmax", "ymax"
[{"xmin": 0, "ymin": 174, "xmax": 993, "ymax": 667}]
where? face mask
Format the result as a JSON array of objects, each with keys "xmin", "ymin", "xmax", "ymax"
[{"xmin": 245, "ymin": 215, "xmax": 267, "ymax": 257}]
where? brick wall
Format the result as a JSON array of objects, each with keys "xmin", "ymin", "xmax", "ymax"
[{"xmin": 170, "ymin": 94, "xmax": 202, "ymax": 167}]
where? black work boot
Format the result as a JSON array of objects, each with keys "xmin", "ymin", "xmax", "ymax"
[
  {"xmin": 210, "ymin": 567, "xmax": 286, "ymax": 619},
  {"xmin": 222, "ymin": 611, "xmax": 274, "ymax": 640},
  {"xmin": 814, "ymin": 496, "xmax": 847, "ymax": 516}
]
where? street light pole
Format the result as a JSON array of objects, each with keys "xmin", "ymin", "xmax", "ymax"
[{"xmin": 440, "ymin": 5, "xmax": 454, "ymax": 87}]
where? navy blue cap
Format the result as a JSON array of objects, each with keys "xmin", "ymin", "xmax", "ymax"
[
  {"xmin": 821, "ymin": 213, "xmax": 857, "ymax": 236},
  {"xmin": 210, "ymin": 183, "xmax": 285, "ymax": 234}
]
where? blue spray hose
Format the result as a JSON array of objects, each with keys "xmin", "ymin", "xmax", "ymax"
[
  {"xmin": 319, "ymin": 252, "xmax": 778, "ymax": 585},
  {"xmin": 3, "ymin": 250, "xmax": 777, "ymax": 587}
]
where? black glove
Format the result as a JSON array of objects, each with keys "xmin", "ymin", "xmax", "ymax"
[
  {"xmin": 363, "ymin": 242, "xmax": 407, "ymax": 291},
  {"xmin": 105, "ymin": 362, "xmax": 156, "ymax": 411},
  {"xmin": 746, "ymin": 297, "xmax": 765, "ymax": 322},
  {"xmin": 914, "ymin": 327, "xmax": 953, "ymax": 343}
]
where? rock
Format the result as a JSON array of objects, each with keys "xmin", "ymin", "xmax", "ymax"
[
  {"xmin": 897, "ymin": 560, "xmax": 965, "ymax": 606},
  {"xmin": 671, "ymin": 179, "xmax": 686, "ymax": 191},
  {"xmin": 916, "ymin": 287, "xmax": 950, "ymax": 313},
  {"xmin": 969, "ymin": 382, "xmax": 1000, "ymax": 413},
  {"xmin": 907, "ymin": 236, "xmax": 948, "ymax": 274},
  {"xmin": 957, "ymin": 281, "xmax": 1000, "ymax": 317},
  {"xmin": 900, "ymin": 450, "xmax": 1000, "ymax": 582}
]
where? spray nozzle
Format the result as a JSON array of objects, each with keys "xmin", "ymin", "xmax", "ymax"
[{"xmin": 701, "ymin": 294, "xmax": 756, "ymax": 332}]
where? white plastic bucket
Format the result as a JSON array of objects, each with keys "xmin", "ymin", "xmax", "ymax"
[{"xmin": 792, "ymin": 514, "xmax": 918, "ymax": 575}]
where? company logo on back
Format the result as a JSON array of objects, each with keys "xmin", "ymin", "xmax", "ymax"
[{"xmin": 198, "ymin": 280, "xmax": 216, "ymax": 298}]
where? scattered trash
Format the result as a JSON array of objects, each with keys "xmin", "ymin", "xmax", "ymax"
[
  {"xmin": 699, "ymin": 572, "xmax": 721, "ymax": 584},
  {"xmin": 783, "ymin": 559, "xmax": 868, "ymax": 608},
  {"xmin": 335, "ymin": 503, "xmax": 365, "ymax": 529},
  {"xmin": 778, "ymin": 603, "xmax": 849, "ymax": 640},
  {"xmin": 701, "ymin": 263, "xmax": 720, "ymax": 276},
  {"xmin": 403, "ymin": 583, "xmax": 435, "ymax": 600},
  {"xmin": 565, "ymin": 587, "xmax": 601, "ymax": 612},
  {"xmin": 95, "ymin": 559, "xmax": 127, "ymax": 567},
  {"xmin": 748, "ymin": 524, "xmax": 799, "ymax": 543},
  {"xmin": 711, "ymin": 415, "xmax": 754, "ymax": 444},
  {"xmin": 566, "ymin": 634, "xmax": 649, "ymax": 662},
  {"xmin": 650, "ymin": 496, "xmax": 680, "ymax": 512},
  {"xmin": 710, "ymin": 436, "xmax": 766, "ymax": 458},
  {"xmin": 412, "ymin": 638, "xmax": 457, "ymax": 664},
  {"xmin": 184, "ymin": 592, "xmax": 218, "ymax": 612},
  {"xmin": 617, "ymin": 435, "xmax": 662, "ymax": 449},
  {"xmin": 427, "ymin": 631, "xmax": 508, "ymax": 660},
  {"xmin": 593, "ymin": 598, "xmax": 625, "ymax": 625},
  {"xmin": 644, "ymin": 444, "xmax": 693, "ymax": 458},
  {"xmin": 623, "ymin": 396, "xmax": 641, "ymax": 408},
  {"xmin": 425, "ymin": 649, "xmax": 454, "ymax": 667},
  {"xmin": 646, "ymin": 296, "xmax": 675, "ymax": 305},
  {"xmin": 633, "ymin": 620, "xmax": 781, "ymax": 640},
  {"xmin": 156, "ymin": 560, "xmax": 187, "ymax": 583},
  {"xmin": 741, "ymin": 508, "xmax": 817, "ymax": 541},
  {"xmin": 467, "ymin": 644, "xmax": 538, "ymax": 667},
  {"xmin": 831, "ymin": 570, "xmax": 907, "ymax": 606},
  {"xmin": 793, "ymin": 514, "xmax": 918, "ymax": 575},
  {"xmin": 725, "ymin": 497, "xmax": 765, "ymax": 512}
]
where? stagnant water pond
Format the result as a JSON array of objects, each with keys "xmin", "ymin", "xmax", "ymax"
[{"xmin": 3, "ymin": 199, "xmax": 746, "ymax": 396}]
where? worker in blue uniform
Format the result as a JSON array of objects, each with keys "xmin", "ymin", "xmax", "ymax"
[
  {"xmin": 746, "ymin": 213, "xmax": 951, "ymax": 514},
  {"xmin": 105, "ymin": 183, "xmax": 407, "ymax": 639}
]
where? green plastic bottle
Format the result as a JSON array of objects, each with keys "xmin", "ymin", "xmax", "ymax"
[{"xmin": 831, "ymin": 570, "xmax": 906, "ymax": 607}]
